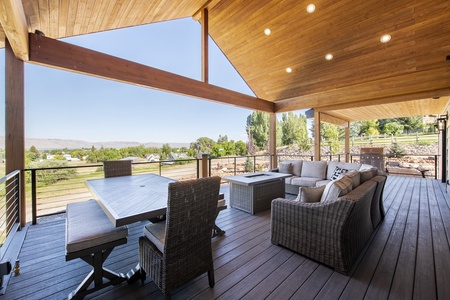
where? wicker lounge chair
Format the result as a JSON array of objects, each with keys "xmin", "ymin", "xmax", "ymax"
[
  {"xmin": 103, "ymin": 160, "xmax": 132, "ymax": 178},
  {"xmin": 139, "ymin": 176, "xmax": 221, "ymax": 298}
]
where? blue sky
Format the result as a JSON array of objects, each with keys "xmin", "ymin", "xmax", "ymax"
[{"xmin": 0, "ymin": 18, "xmax": 265, "ymax": 145}]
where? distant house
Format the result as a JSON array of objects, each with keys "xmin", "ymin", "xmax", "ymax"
[
  {"xmin": 145, "ymin": 154, "xmax": 160, "ymax": 162},
  {"xmin": 168, "ymin": 152, "xmax": 188, "ymax": 160}
]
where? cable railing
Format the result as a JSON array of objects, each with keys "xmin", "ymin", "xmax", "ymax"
[
  {"xmin": 24, "ymin": 152, "xmax": 440, "ymax": 225},
  {"xmin": 0, "ymin": 170, "xmax": 21, "ymax": 252}
]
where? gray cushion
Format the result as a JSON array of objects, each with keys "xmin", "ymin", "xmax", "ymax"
[
  {"xmin": 291, "ymin": 176, "xmax": 324, "ymax": 187},
  {"xmin": 284, "ymin": 160, "xmax": 303, "ymax": 176},
  {"xmin": 66, "ymin": 200, "xmax": 128, "ymax": 253},
  {"xmin": 284, "ymin": 177, "xmax": 295, "ymax": 185},
  {"xmin": 296, "ymin": 185, "xmax": 326, "ymax": 203},
  {"xmin": 316, "ymin": 179, "xmax": 331, "ymax": 187},
  {"xmin": 301, "ymin": 161, "xmax": 327, "ymax": 179},
  {"xmin": 279, "ymin": 162, "xmax": 292, "ymax": 174},
  {"xmin": 144, "ymin": 222, "xmax": 166, "ymax": 253}
]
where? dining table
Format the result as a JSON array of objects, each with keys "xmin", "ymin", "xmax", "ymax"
[
  {"xmin": 85, "ymin": 173, "xmax": 177, "ymax": 283},
  {"xmin": 85, "ymin": 173, "xmax": 176, "ymax": 228}
]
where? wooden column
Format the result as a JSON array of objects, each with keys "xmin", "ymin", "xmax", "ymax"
[
  {"xmin": 314, "ymin": 111, "xmax": 321, "ymax": 161},
  {"xmin": 345, "ymin": 122, "xmax": 350, "ymax": 162},
  {"xmin": 269, "ymin": 113, "xmax": 277, "ymax": 169},
  {"xmin": 201, "ymin": 8, "xmax": 209, "ymax": 83},
  {"xmin": 5, "ymin": 38, "xmax": 26, "ymax": 227}
]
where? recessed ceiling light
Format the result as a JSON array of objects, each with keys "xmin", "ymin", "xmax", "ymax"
[
  {"xmin": 286, "ymin": 67, "xmax": 292, "ymax": 73},
  {"xmin": 307, "ymin": 4, "xmax": 316, "ymax": 13},
  {"xmin": 380, "ymin": 34, "xmax": 391, "ymax": 43},
  {"xmin": 325, "ymin": 53, "xmax": 333, "ymax": 60},
  {"xmin": 264, "ymin": 28, "xmax": 271, "ymax": 36}
]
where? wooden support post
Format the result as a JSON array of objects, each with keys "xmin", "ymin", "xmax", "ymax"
[
  {"xmin": 314, "ymin": 111, "xmax": 321, "ymax": 161},
  {"xmin": 345, "ymin": 122, "xmax": 350, "ymax": 162},
  {"xmin": 201, "ymin": 154, "xmax": 209, "ymax": 178},
  {"xmin": 5, "ymin": 38, "xmax": 26, "ymax": 227},
  {"xmin": 201, "ymin": 8, "xmax": 209, "ymax": 83},
  {"xmin": 269, "ymin": 113, "xmax": 277, "ymax": 169}
]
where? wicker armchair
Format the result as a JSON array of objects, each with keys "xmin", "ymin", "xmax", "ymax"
[
  {"xmin": 103, "ymin": 160, "xmax": 132, "ymax": 178},
  {"xmin": 139, "ymin": 176, "xmax": 221, "ymax": 298}
]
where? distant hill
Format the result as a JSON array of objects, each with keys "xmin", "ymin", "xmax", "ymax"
[{"xmin": 0, "ymin": 136, "xmax": 189, "ymax": 150}]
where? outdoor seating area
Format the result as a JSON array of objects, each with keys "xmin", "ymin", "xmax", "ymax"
[{"xmin": 4, "ymin": 176, "xmax": 450, "ymax": 299}]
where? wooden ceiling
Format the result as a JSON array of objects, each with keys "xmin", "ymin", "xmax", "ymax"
[{"xmin": 1, "ymin": 0, "xmax": 449, "ymax": 123}]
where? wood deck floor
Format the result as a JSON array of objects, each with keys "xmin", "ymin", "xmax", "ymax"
[{"xmin": 4, "ymin": 176, "xmax": 450, "ymax": 299}]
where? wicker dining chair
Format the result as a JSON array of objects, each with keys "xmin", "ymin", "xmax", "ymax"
[
  {"xmin": 139, "ymin": 176, "xmax": 221, "ymax": 298},
  {"xmin": 103, "ymin": 160, "xmax": 132, "ymax": 178}
]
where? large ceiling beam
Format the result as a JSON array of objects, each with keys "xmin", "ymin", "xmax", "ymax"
[
  {"xmin": 28, "ymin": 33, "xmax": 274, "ymax": 112},
  {"xmin": 0, "ymin": 0, "xmax": 29, "ymax": 60},
  {"xmin": 312, "ymin": 88, "xmax": 450, "ymax": 112}
]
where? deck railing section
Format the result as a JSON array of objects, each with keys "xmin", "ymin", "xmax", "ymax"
[
  {"xmin": 0, "ymin": 170, "xmax": 21, "ymax": 253},
  {"xmin": 25, "ymin": 153, "xmax": 439, "ymax": 224}
]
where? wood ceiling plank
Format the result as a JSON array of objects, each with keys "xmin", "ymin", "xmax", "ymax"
[
  {"xmin": 28, "ymin": 33, "xmax": 274, "ymax": 112},
  {"xmin": 57, "ymin": 0, "xmax": 69, "ymax": 37}
]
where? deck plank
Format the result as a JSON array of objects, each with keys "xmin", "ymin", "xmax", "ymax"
[{"xmin": 4, "ymin": 176, "xmax": 450, "ymax": 300}]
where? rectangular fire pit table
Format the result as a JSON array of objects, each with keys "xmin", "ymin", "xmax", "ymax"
[{"xmin": 223, "ymin": 172, "xmax": 291, "ymax": 214}]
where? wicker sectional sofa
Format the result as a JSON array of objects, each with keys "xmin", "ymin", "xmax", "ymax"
[{"xmin": 270, "ymin": 164, "xmax": 387, "ymax": 274}]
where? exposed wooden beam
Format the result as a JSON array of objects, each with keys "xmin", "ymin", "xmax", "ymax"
[
  {"xmin": 192, "ymin": 0, "xmax": 222, "ymax": 20},
  {"xmin": 314, "ymin": 88, "xmax": 450, "ymax": 112},
  {"xmin": 274, "ymin": 85, "xmax": 450, "ymax": 113},
  {"xmin": 305, "ymin": 109, "xmax": 349, "ymax": 126},
  {"xmin": 28, "ymin": 33, "xmax": 274, "ymax": 112},
  {"xmin": 318, "ymin": 113, "xmax": 349, "ymax": 127},
  {"xmin": 0, "ymin": 0, "xmax": 29, "ymax": 60},
  {"xmin": 201, "ymin": 8, "xmax": 209, "ymax": 83}
]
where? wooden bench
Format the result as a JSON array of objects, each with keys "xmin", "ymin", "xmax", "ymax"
[{"xmin": 65, "ymin": 200, "xmax": 128, "ymax": 300}]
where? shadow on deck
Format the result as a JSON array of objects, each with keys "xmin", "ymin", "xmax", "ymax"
[{"xmin": 3, "ymin": 176, "xmax": 450, "ymax": 299}]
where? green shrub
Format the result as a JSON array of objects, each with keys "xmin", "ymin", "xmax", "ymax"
[
  {"xmin": 388, "ymin": 143, "xmax": 407, "ymax": 157},
  {"xmin": 244, "ymin": 157, "xmax": 254, "ymax": 172},
  {"xmin": 27, "ymin": 160, "xmax": 77, "ymax": 187}
]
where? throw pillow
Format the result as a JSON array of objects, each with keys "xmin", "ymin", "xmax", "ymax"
[
  {"xmin": 295, "ymin": 185, "xmax": 326, "ymax": 203},
  {"xmin": 320, "ymin": 176, "xmax": 352, "ymax": 203},
  {"xmin": 360, "ymin": 167, "xmax": 378, "ymax": 183},
  {"xmin": 330, "ymin": 166, "xmax": 349, "ymax": 180},
  {"xmin": 279, "ymin": 162, "xmax": 292, "ymax": 174},
  {"xmin": 344, "ymin": 170, "xmax": 361, "ymax": 189}
]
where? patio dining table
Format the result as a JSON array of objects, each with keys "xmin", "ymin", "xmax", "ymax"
[
  {"xmin": 85, "ymin": 173, "xmax": 176, "ymax": 228},
  {"xmin": 85, "ymin": 173, "xmax": 177, "ymax": 283}
]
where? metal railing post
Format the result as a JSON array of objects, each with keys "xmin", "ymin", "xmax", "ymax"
[
  {"xmin": 234, "ymin": 157, "xmax": 237, "ymax": 175},
  {"xmin": 31, "ymin": 170, "xmax": 37, "ymax": 225}
]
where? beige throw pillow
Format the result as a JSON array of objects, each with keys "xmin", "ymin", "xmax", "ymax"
[
  {"xmin": 344, "ymin": 170, "xmax": 361, "ymax": 189},
  {"xmin": 320, "ymin": 176, "xmax": 353, "ymax": 203},
  {"xmin": 296, "ymin": 185, "xmax": 326, "ymax": 203}
]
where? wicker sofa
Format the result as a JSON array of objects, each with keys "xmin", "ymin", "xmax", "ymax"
[
  {"xmin": 270, "ymin": 170, "xmax": 387, "ymax": 274},
  {"xmin": 271, "ymin": 160, "xmax": 373, "ymax": 194}
]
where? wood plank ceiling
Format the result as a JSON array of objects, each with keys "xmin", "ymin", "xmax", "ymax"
[{"xmin": 0, "ymin": 0, "xmax": 449, "ymax": 123}]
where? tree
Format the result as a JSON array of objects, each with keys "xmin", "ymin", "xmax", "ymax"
[
  {"xmin": 396, "ymin": 116, "xmax": 423, "ymax": 133},
  {"xmin": 190, "ymin": 137, "xmax": 216, "ymax": 154},
  {"xmin": 161, "ymin": 144, "xmax": 172, "ymax": 160},
  {"xmin": 360, "ymin": 120, "xmax": 380, "ymax": 136},
  {"xmin": 217, "ymin": 135, "xmax": 228, "ymax": 144},
  {"xmin": 383, "ymin": 122, "xmax": 404, "ymax": 135},
  {"xmin": 246, "ymin": 111, "xmax": 270, "ymax": 150},
  {"xmin": 235, "ymin": 140, "xmax": 247, "ymax": 156},
  {"xmin": 321, "ymin": 123, "xmax": 341, "ymax": 154}
]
